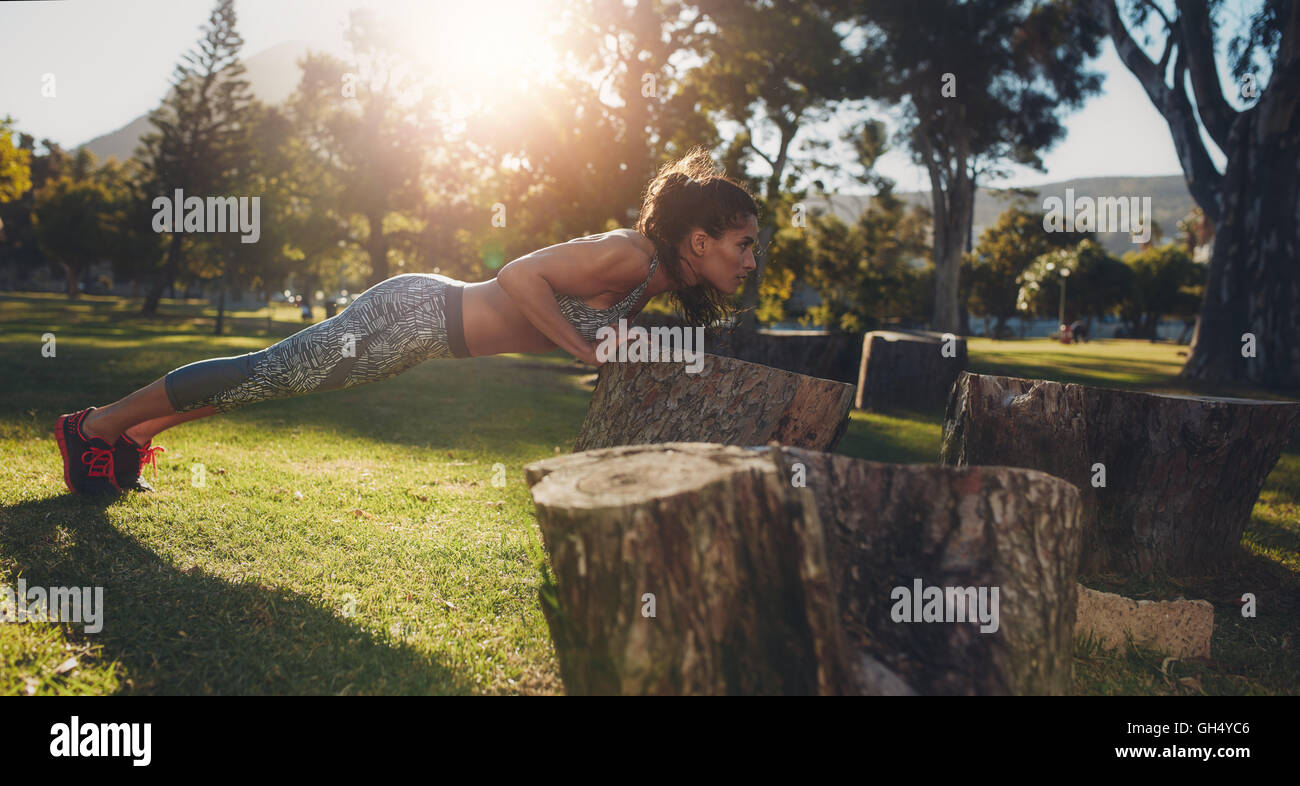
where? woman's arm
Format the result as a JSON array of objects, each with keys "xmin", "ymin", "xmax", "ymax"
[{"xmin": 495, "ymin": 235, "xmax": 652, "ymax": 365}]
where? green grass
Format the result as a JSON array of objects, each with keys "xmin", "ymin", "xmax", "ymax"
[{"xmin": 1, "ymin": 293, "xmax": 1296, "ymax": 694}]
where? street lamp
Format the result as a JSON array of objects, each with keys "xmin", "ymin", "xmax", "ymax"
[{"xmin": 1059, "ymin": 267, "xmax": 1070, "ymax": 328}]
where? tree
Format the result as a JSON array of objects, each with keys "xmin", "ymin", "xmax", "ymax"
[
  {"xmin": 966, "ymin": 206, "xmax": 1079, "ymax": 336},
  {"xmin": 684, "ymin": 0, "xmax": 874, "ymax": 329},
  {"xmin": 1017, "ymin": 240, "xmax": 1133, "ymax": 336},
  {"xmin": 1116, "ymin": 244, "xmax": 1203, "ymax": 340},
  {"xmin": 32, "ymin": 163, "xmax": 117, "ymax": 299},
  {"xmin": 96, "ymin": 157, "xmax": 167, "ymax": 295},
  {"xmin": 795, "ymin": 185, "xmax": 932, "ymax": 332},
  {"xmin": 288, "ymin": 10, "xmax": 440, "ymax": 288},
  {"xmin": 0, "ymin": 134, "xmax": 68, "ymax": 289},
  {"xmin": 1099, "ymin": 0, "xmax": 1298, "ymax": 387},
  {"xmin": 136, "ymin": 0, "xmax": 257, "ymax": 314},
  {"xmin": 0, "ymin": 117, "xmax": 32, "ymax": 204},
  {"xmin": 848, "ymin": 0, "xmax": 1106, "ymax": 333}
]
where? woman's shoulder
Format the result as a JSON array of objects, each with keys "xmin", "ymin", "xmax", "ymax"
[{"xmin": 593, "ymin": 230, "xmax": 657, "ymax": 289}]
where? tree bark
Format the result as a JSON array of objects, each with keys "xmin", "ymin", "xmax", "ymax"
[
  {"xmin": 527, "ymin": 443, "xmax": 850, "ymax": 695},
  {"xmin": 939, "ymin": 371, "xmax": 1300, "ymax": 575},
  {"xmin": 1099, "ymin": 0, "xmax": 1300, "ymax": 388},
  {"xmin": 779, "ymin": 446, "xmax": 1082, "ymax": 696},
  {"xmin": 142, "ymin": 232, "xmax": 182, "ymax": 315},
  {"xmin": 706, "ymin": 328, "xmax": 862, "ymax": 384},
  {"xmin": 525, "ymin": 442, "xmax": 1083, "ymax": 695},
  {"xmin": 1181, "ymin": 96, "xmax": 1300, "ymax": 387},
  {"xmin": 573, "ymin": 354, "xmax": 855, "ymax": 452},
  {"xmin": 856, "ymin": 330, "xmax": 967, "ymax": 411}
]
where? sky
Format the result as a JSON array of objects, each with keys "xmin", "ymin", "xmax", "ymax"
[{"xmin": 0, "ymin": 0, "xmax": 1242, "ymax": 194}]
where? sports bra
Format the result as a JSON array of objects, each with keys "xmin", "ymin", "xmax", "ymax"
[{"xmin": 554, "ymin": 253, "xmax": 659, "ymax": 343}]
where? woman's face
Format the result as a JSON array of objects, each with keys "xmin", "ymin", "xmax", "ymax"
[{"xmin": 681, "ymin": 214, "xmax": 760, "ymax": 293}]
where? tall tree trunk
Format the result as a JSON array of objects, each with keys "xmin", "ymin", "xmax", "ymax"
[
  {"xmin": 213, "ymin": 283, "xmax": 226, "ymax": 336},
  {"xmin": 921, "ymin": 135, "xmax": 974, "ymax": 335},
  {"xmin": 365, "ymin": 211, "xmax": 388, "ymax": 287},
  {"xmin": 736, "ymin": 123, "xmax": 795, "ymax": 331},
  {"xmin": 1100, "ymin": 0, "xmax": 1300, "ymax": 389},
  {"xmin": 142, "ymin": 232, "xmax": 183, "ymax": 315},
  {"xmin": 63, "ymin": 263, "xmax": 79, "ymax": 299},
  {"xmin": 1181, "ymin": 107, "xmax": 1300, "ymax": 387}
]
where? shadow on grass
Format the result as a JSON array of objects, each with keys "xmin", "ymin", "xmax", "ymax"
[
  {"xmin": 1, "ymin": 319, "xmax": 592, "ymax": 458},
  {"xmin": 0, "ymin": 494, "xmax": 474, "ymax": 695}
]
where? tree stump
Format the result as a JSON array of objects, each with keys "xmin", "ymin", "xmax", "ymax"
[
  {"xmin": 856, "ymin": 330, "xmax": 967, "ymax": 411},
  {"xmin": 526, "ymin": 442, "xmax": 1082, "ymax": 695},
  {"xmin": 778, "ymin": 447, "xmax": 1082, "ymax": 696},
  {"xmin": 711, "ymin": 328, "xmax": 862, "ymax": 384},
  {"xmin": 939, "ymin": 371, "xmax": 1300, "ymax": 576},
  {"xmin": 573, "ymin": 354, "xmax": 855, "ymax": 452}
]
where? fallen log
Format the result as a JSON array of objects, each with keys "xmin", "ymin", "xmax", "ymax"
[
  {"xmin": 939, "ymin": 371, "xmax": 1300, "ymax": 576},
  {"xmin": 573, "ymin": 354, "xmax": 855, "ymax": 452},
  {"xmin": 526, "ymin": 442, "xmax": 1082, "ymax": 695},
  {"xmin": 856, "ymin": 330, "xmax": 967, "ymax": 411}
]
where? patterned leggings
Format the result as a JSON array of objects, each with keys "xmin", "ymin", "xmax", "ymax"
[{"xmin": 165, "ymin": 274, "xmax": 468, "ymax": 414}]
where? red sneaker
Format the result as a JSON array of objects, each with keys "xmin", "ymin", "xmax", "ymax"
[
  {"xmin": 114, "ymin": 433, "xmax": 165, "ymax": 492},
  {"xmin": 54, "ymin": 407, "xmax": 121, "ymax": 495}
]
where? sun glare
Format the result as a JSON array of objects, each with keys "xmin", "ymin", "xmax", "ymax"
[{"xmin": 407, "ymin": 1, "xmax": 566, "ymax": 99}]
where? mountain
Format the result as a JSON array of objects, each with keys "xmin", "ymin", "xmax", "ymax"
[
  {"xmin": 806, "ymin": 174, "xmax": 1198, "ymax": 257},
  {"xmin": 79, "ymin": 39, "xmax": 320, "ymax": 163}
]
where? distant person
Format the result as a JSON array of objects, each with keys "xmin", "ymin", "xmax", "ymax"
[
  {"xmin": 1070, "ymin": 319, "xmax": 1088, "ymax": 343},
  {"xmin": 54, "ymin": 146, "xmax": 759, "ymax": 494},
  {"xmin": 300, "ymin": 301, "xmax": 312, "ymax": 322},
  {"xmin": 1059, "ymin": 323, "xmax": 1073, "ymax": 344}
]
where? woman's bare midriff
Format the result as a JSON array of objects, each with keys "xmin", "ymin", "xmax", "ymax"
[
  {"xmin": 461, "ymin": 279, "xmax": 559, "ymax": 357},
  {"xmin": 459, "ymin": 229, "xmax": 659, "ymax": 357}
]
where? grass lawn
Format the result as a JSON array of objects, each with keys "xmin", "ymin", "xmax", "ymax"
[{"xmin": 2, "ymin": 292, "xmax": 1296, "ymax": 695}]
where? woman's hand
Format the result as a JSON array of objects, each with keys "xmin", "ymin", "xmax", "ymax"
[{"xmin": 575, "ymin": 343, "xmax": 602, "ymax": 367}]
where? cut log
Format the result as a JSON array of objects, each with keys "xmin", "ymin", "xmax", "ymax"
[
  {"xmin": 856, "ymin": 330, "xmax": 967, "ymax": 411},
  {"xmin": 711, "ymin": 328, "xmax": 862, "ymax": 384},
  {"xmin": 527, "ymin": 443, "xmax": 851, "ymax": 695},
  {"xmin": 778, "ymin": 447, "xmax": 1082, "ymax": 696},
  {"xmin": 939, "ymin": 371, "xmax": 1300, "ymax": 576},
  {"xmin": 526, "ymin": 442, "xmax": 1082, "ymax": 695},
  {"xmin": 573, "ymin": 354, "xmax": 855, "ymax": 452}
]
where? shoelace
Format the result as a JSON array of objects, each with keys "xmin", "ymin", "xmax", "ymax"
[
  {"xmin": 80, "ymin": 445, "xmax": 116, "ymax": 479},
  {"xmin": 137, "ymin": 444, "xmax": 165, "ymax": 476}
]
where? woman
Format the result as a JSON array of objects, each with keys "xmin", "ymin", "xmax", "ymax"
[{"xmin": 55, "ymin": 148, "xmax": 760, "ymax": 494}]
